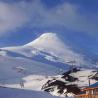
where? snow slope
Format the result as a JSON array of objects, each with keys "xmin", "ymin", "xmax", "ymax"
[
  {"xmin": 0, "ymin": 55, "xmax": 61, "ymax": 91},
  {"xmin": 0, "ymin": 52, "xmax": 73, "ymax": 98}
]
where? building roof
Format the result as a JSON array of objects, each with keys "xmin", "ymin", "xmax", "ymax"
[
  {"xmin": 89, "ymin": 82, "xmax": 98, "ymax": 88},
  {"xmin": 83, "ymin": 82, "xmax": 98, "ymax": 91}
]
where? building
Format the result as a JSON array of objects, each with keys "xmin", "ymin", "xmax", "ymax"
[{"xmin": 75, "ymin": 82, "xmax": 98, "ymax": 98}]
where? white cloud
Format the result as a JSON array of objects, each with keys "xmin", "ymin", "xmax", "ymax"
[
  {"xmin": 23, "ymin": 0, "xmax": 98, "ymax": 35},
  {"xmin": 30, "ymin": 2, "xmax": 98, "ymax": 34},
  {"xmin": 0, "ymin": 2, "xmax": 29, "ymax": 35},
  {"xmin": 0, "ymin": 0, "xmax": 98, "ymax": 36}
]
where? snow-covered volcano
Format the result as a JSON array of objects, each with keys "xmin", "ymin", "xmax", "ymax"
[
  {"xmin": 25, "ymin": 33, "xmax": 85, "ymax": 65},
  {"xmin": 1, "ymin": 33, "xmax": 87, "ymax": 67},
  {"xmin": 0, "ymin": 33, "xmax": 98, "ymax": 98}
]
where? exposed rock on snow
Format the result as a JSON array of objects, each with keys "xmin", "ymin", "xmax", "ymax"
[
  {"xmin": 42, "ymin": 67, "xmax": 98, "ymax": 97},
  {"xmin": 42, "ymin": 79, "xmax": 80, "ymax": 97}
]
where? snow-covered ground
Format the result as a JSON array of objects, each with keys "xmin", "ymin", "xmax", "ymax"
[{"xmin": 0, "ymin": 87, "xmax": 65, "ymax": 98}]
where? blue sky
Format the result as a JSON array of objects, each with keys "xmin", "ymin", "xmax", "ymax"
[{"xmin": 0, "ymin": 0, "xmax": 98, "ymax": 57}]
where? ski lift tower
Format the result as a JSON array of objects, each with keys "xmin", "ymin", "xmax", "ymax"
[
  {"xmin": 66, "ymin": 60, "xmax": 76, "ymax": 73},
  {"xmin": 66, "ymin": 60, "xmax": 76, "ymax": 82}
]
